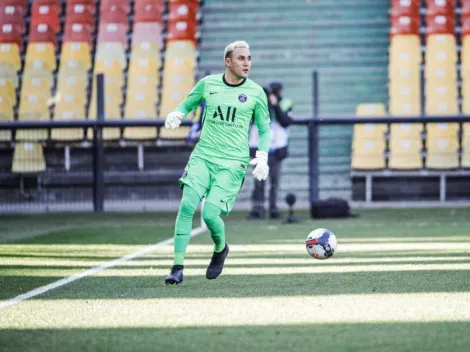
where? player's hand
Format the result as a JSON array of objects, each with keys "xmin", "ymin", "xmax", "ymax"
[
  {"xmin": 165, "ymin": 111, "xmax": 183, "ymax": 129},
  {"xmin": 249, "ymin": 151, "xmax": 269, "ymax": 181}
]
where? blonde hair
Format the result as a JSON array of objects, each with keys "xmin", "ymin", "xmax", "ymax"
[{"xmin": 224, "ymin": 40, "xmax": 250, "ymax": 59}]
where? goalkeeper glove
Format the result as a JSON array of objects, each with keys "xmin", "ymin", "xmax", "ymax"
[
  {"xmin": 164, "ymin": 111, "xmax": 184, "ymax": 129},
  {"xmin": 249, "ymin": 151, "xmax": 269, "ymax": 181}
]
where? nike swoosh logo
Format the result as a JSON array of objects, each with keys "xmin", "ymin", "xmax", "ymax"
[{"xmin": 210, "ymin": 92, "xmax": 218, "ymax": 95}]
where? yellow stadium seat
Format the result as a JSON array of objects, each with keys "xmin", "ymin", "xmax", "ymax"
[
  {"xmin": 0, "ymin": 78, "xmax": 16, "ymax": 105},
  {"xmin": 355, "ymin": 103, "xmax": 386, "ymax": 116},
  {"xmin": 0, "ymin": 96, "xmax": 13, "ymax": 141},
  {"xmin": 389, "ymin": 85, "xmax": 420, "ymax": 102},
  {"xmin": 425, "ymin": 100, "xmax": 458, "ymax": 115},
  {"xmin": 25, "ymin": 43, "xmax": 56, "ymax": 71},
  {"xmin": 0, "ymin": 44, "xmax": 21, "ymax": 71},
  {"xmin": 94, "ymin": 59, "xmax": 123, "ymax": 77},
  {"xmin": 123, "ymin": 91, "xmax": 157, "ymax": 140},
  {"xmin": 51, "ymin": 99, "xmax": 86, "ymax": 141},
  {"xmin": 87, "ymin": 92, "xmax": 122, "ymax": 141},
  {"xmin": 426, "ymin": 136, "xmax": 459, "ymax": 169},
  {"xmin": 388, "ymin": 137, "xmax": 422, "ymax": 169},
  {"xmin": 23, "ymin": 67, "xmax": 54, "ymax": 88},
  {"xmin": 462, "ymin": 124, "xmax": 470, "ymax": 167},
  {"xmin": 96, "ymin": 43, "xmax": 127, "ymax": 69},
  {"xmin": 390, "ymin": 123, "xmax": 422, "ymax": 138},
  {"xmin": 390, "ymin": 35, "xmax": 421, "ymax": 59},
  {"xmin": 128, "ymin": 58, "xmax": 159, "ymax": 78},
  {"xmin": 425, "ymin": 34, "xmax": 457, "ymax": 64},
  {"xmin": 21, "ymin": 77, "xmax": 52, "ymax": 101},
  {"xmin": 425, "ymin": 64, "xmax": 456, "ymax": 81},
  {"xmin": 160, "ymin": 73, "xmax": 195, "ymax": 116},
  {"xmin": 164, "ymin": 40, "xmax": 197, "ymax": 74},
  {"xmin": 131, "ymin": 41, "xmax": 161, "ymax": 66},
  {"xmin": 12, "ymin": 143, "xmax": 46, "ymax": 174},
  {"xmin": 0, "ymin": 63, "xmax": 19, "ymax": 88},
  {"xmin": 61, "ymin": 42, "xmax": 91, "ymax": 70},
  {"xmin": 56, "ymin": 76, "xmax": 87, "ymax": 103},
  {"xmin": 17, "ymin": 94, "xmax": 50, "ymax": 141}
]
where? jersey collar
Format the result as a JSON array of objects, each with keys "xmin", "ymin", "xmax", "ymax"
[{"xmin": 222, "ymin": 74, "xmax": 246, "ymax": 87}]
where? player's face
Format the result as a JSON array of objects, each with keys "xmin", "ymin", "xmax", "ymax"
[{"xmin": 226, "ymin": 47, "xmax": 252, "ymax": 79}]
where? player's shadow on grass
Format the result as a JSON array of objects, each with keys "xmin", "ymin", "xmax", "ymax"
[
  {"xmin": 7, "ymin": 268, "xmax": 467, "ymax": 300},
  {"xmin": 0, "ymin": 322, "xmax": 469, "ymax": 352}
]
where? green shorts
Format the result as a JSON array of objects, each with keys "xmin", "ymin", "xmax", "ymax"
[{"xmin": 178, "ymin": 156, "xmax": 246, "ymax": 215}]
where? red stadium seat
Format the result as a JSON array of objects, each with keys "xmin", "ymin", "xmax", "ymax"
[
  {"xmin": 132, "ymin": 22, "xmax": 163, "ymax": 45},
  {"xmin": 134, "ymin": 0, "xmax": 163, "ymax": 23},
  {"xmin": 0, "ymin": 5, "xmax": 26, "ymax": 34},
  {"xmin": 2, "ymin": 0, "xmax": 26, "ymax": 7},
  {"xmin": 390, "ymin": 16, "xmax": 420, "ymax": 37},
  {"xmin": 0, "ymin": 24, "xmax": 23, "ymax": 50},
  {"xmin": 34, "ymin": 0, "xmax": 61, "ymax": 5},
  {"xmin": 67, "ymin": 0, "xmax": 96, "ymax": 10},
  {"xmin": 66, "ymin": 3, "xmax": 95, "ymax": 28},
  {"xmin": 101, "ymin": 0, "xmax": 131, "ymax": 14},
  {"xmin": 100, "ymin": 9, "xmax": 128, "ymax": 26},
  {"xmin": 63, "ymin": 23, "xmax": 93, "ymax": 45},
  {"xmin": 461, "ymin": 16, "xmax": 470, "ymax": 37},
  {"xmin": 462, "ymin": 0, "xmax": 470, "ymax": 19},
  {"xmin": 426, "ymin": 14, "xmax": 455, "ymax": 35},
  {"xmin": 426, "ymin": 0, "xmax": 455, "ymax": 16},
  {"xmin": 390, "ymin": 0, "xmax": 420, "ymax": 18},
  {"xmin": 97, "ymin": 23, "xmax": 128, "ymax": 48},
  {"xmin": 29, "ymin": 23, "xmax": 57, "ymax": 48},
  {"xmin": 168, "ymin": 2, "xmax": 199, "ymax": 23},
  {"xmin": 30, "ymin": 4, "xmax": 61, "ymax": 34}
]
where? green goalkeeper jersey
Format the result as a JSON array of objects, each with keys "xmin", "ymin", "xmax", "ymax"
[{"xmin": 175, "ymin": 73, "xmax": 270, "ymax": 168}]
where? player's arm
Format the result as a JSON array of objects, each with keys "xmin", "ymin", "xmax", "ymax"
[
  {"xmin": 249, "ymin": 92, "xmax": 271, "ymax": 181},
  {"xmin": 165, "ymin": 78, "xmax": 206, "ymax": 129}
]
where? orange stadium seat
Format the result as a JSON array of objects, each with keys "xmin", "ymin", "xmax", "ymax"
[
  {"xmin": 426, "ymin": 15, "xmax": 455, "ymax": 36},
  {"xmin": 134, "ymin": 0, "xmax": 163, "ymax": 23},
  {"xmin": 66, "ymin": 2, "xmax": 95, "ymax": 29},
  {"xmin": 390, "ymin": 0, "xmax": 420, "ymax": 18},
  {"xmin": 0, "ymin": 4, "xmax": 26, "ymax": 34},
  {"xmin": 30, "ymin": 3, "xmax": 61, "ymax": 34},
  {"xmin": 168, "ymin": 2, "xmax": 199, "ymax": 23},
  {"xmin": 390, "ymin": 16, "xmax": 420, "ymax": 37},
  {"xmin": 100, "ymin": 9, "xmax": 128, "ymax": 27},
  {"xmin": 101, "ymin": 0, "xmax": 131, "ymax": 14},
  {"xmin": 462, "ymin": 0, "xmax": 470, "ymax": 18},
  {"xmin": 167, "ymin": 21, "xmax": 198, "ymax": 43}
]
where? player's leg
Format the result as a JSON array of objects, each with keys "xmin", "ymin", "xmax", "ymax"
[
  {"xmin": 268, "ymin": 157, "xmax": 282, "ymax": 219},
  {"xmin": 165, "ymin": 157, "xmax": 210, "ymax": 285},
  {"xmin": 204, "ymin": 164, "xmax": 245, "ymax": 279}
]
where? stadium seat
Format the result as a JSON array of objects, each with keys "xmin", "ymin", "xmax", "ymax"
[
  {"xmin": 97, "ymin": 23, "xmax": 128, "ymax": 48},
  {"xmin": 462, "ymin": 123, "xmax": 470, "ymax": 167},
  {"xmin": 167, "ymin": 20, "xmax": 198, "ymax": 43},
  {"xmin": 425, "ymin": 34, "xmax": 457, "ymax": 64},
  {"xmin": 29, "ymin": 23, "xmax": 57, "ymax": 49},
  {"xmin": 426, "ymin": 15, "xmax": 455, "ymax": 35},
  {"xmin": 63, "ymin": 23, "xmax": 93, "ymax": 46},
  {"xmin": 131, "ymin": 41, "xmax": 161, "ymax": 65},
  {"xmin": 390, "ymin": 16, "xmax": 420, "ymax": 36},
  {"xmin": 57, "ymin": 74, "xmax": 87, "ymax": 100},
  {"xmin": 0, "ymin": 96, "xmax": 13, "ymax": 142},
  {"xmin": 17, "ymin": 95, "xmax": 50, "ymax": 141},
  {"xmin": 388, "ymin": 136, "xmax": 423, "ymax": 169},
  {"xmin": 51, "ymin": 96, "xmax": 86, "ymax": 141},
  {"xmin": 390, "ymin": 0, "xmax": 420, "ymax": 18},
  {"xmin": 30, "ymin": 3, "xmax": 61, "ymax": 34},
  {"xmin": 123, "ymin": 85, "xmax": 158, "ymax": 140},
  {"xmin": 0, "ymin": 43, "xmax": 20, "ymax": 71},
  {"xmin": 22, "ymin": 67, "xmax": 54, "ymax": 88},
  {"xmin": 132, "ymin": 23, "xmax": 163, "ymax": 45},
  {"xmin": 426, "ymin": 136, "xmax": 459, "ymax": 169},
  {"xmin": 164, "ymin": 40, "xmax": 197, "ymax": 73},
  {"xmin": 61, "ymin": 42, "xmax": 91, "ymax": 70},
  {"xmin": 11, "ymin": 143, "xmax": 46, "ymax": 174},
  {"xmin": 101, "ymin": 0, "xmax": 131, "ymax": 14},
  {"xmin": 426, "ymin": 0, "xmax": 454, "ymax": 17},
  {"xmin": 0, "ymin": 77, "xmax": 16, "ymax": 105},
  {"xmin": 65, "ymin": 2, "xmax": 95, "ymax": 29},
  {"xmin": 168, "ymin": 2, "xmax": 199, "ymax": 23},
  {"xmin": 0, "ymin": 4, "xmax": 26, "ymax": 34},
  {"xmin": 93, "ymin": 60, "xmax": 124, "ymax": 85},
  {"xmin": 134, "ymin": 0, "xmax": 163, "ymax": 23},
  {"xmin": 351, "ymin": 103, "xmax": 387, "ymax": 170},
  {"xmin": 0, "ymin": 63, "xmax": 19, "ymax": 88},
  {"xmin": 0, "ymin": 23, "xmax": 23, "ymax": 51},
  {"xmin": 25, "ymin": 42, "xmax": 56, "ymax": 71},
  {"xmin": 128, "ymin": 57, "xmax": 159, "ymax": 79},
  {"xmin": 95, "ymin": 43, "xmax": 127, "ymax": 69}
]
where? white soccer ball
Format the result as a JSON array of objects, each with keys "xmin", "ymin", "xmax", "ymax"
[{"xmin": 305, "ymin": 228, "xmax": 337, "ymax": 259}]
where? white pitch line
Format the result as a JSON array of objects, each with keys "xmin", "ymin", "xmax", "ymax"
[{"xmin": 0, "ymin": 222, "xmax": 207, "ymax": 311}]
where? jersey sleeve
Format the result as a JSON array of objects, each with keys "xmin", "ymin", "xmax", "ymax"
[
  {"xmin": 175, "ymin": 78, "xmax": 206, "ymax": 117},
  {"xmin": 254, "ymin": 90, "xmax": 271, "ymax": 154}
]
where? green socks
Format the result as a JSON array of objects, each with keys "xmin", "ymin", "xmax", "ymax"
[
  {"xmin": 172, "ymin": 186, "xmax": 227, "ymax": 266},
  {"xmin": 202, "ymin": 202, "xmax": 226, "ymax": 253},
  {"xmin": 173, "ymin": 186, "xmax": 200, "ymax": 265}
]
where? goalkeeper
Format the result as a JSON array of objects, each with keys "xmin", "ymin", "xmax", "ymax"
[{"xmin": 164, "ymin": 40, "xmax": 271, "ymax": 285}]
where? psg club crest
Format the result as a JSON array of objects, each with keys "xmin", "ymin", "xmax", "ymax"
[{"xmin": 238, "ymin": 94, "xmax": 247, "ymax": 103}]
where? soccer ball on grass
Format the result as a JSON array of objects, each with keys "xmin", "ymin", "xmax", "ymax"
[{"xmin": 305, "ymin": 228, "xmax": 337, "ymax": 259}]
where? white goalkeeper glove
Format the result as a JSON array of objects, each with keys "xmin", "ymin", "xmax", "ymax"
[
  {"xmin": 164, "ymin": 111, "xmax": 183, "ymax": 129},
  {"xmin": 249, "ymin": 151, "xmax": 269, "ymax": 181}
]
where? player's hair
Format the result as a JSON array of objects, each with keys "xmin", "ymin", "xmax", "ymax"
[{"xmin": 224, "ymin": 40, "xmax": 250, "ymax": 59}]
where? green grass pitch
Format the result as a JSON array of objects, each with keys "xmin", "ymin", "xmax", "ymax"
[{"xmin": 0, "ymin": 208, "xmax": 469, "ymax": 352}]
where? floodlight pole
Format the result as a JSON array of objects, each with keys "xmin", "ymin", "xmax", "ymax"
[{"xmin": 93, "ymin": 73, "xmax": 105, "ymax": 212}]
